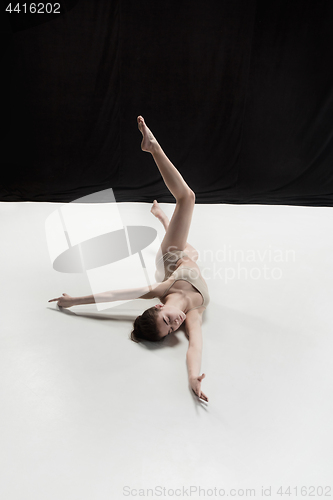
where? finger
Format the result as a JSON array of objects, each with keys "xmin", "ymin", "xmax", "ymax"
[
  {"xmin": 198, "ymin": 392, "xmax": 207, "ymax": 402},
  {"xmin": 200, "ymin": 392, "xmax": 208, "ymax": 402},
  {"xmin": 192, "ymin": 388, "xmax": 203, "ymax": 400},
  {"xmin": 48, "ymin": 298, "xmax": 59, "ymax": 302}
]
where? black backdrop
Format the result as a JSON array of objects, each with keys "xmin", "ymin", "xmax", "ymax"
[{"xmin": 1, "ymin": 0, "xmax": 333, "ymax": 205}]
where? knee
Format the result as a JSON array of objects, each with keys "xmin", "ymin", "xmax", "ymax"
[{"xmin": 181, "ymin": 189, "xmax": 195, "ymax": 202}]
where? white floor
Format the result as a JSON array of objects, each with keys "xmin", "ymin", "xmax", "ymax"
[{"xmin": 1, "ymin": 200, "xmax": 333, "ymax": 500}]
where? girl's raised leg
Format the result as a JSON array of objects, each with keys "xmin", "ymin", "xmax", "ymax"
[{"xmin": 138, "ymin": 116, "xmax": 195, "ymax": 256}]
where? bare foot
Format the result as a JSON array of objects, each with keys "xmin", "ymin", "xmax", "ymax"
[
  {"xmin": 137, "ymin": 116, "xmax": 159, "ymax": 153},
  {"xmin": 151, "ymin": 200, "xmax": 169, "ymax": 229}
]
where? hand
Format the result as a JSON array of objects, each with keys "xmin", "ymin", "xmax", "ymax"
[
  {"xmin": 189, "ymin": 373, "xmax": 209, "ymax": 402},
  {"xmin": 48, "ymin": 293, "xmax": 74, "ymax": 308}
]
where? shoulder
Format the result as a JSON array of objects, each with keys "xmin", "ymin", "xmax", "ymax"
[
  {"xmin": 185, "ymin": 307, "xmax": 204, "ymax": 326},
  {"xmin": 138, "ymin": 277, "xmax": 174, "ymax": 299},
  {"xmin": 184, "ymin": 308, "xmax": 204, "ymax": 339}
]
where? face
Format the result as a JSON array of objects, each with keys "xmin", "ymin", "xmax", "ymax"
[{"xmin": 155, "ymin": 303, "xmax": 186, "ymax": 338}]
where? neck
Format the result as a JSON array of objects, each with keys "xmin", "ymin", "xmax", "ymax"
[{"xmin": 164, "ymin": 291, "xmax": 189, "ymax": 313}]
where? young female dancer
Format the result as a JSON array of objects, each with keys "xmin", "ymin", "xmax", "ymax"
[{"xmin": 49, "ymin": 116, "xmax": 210, "ymax": 402}]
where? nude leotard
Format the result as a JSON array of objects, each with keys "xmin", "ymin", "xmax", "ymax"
[{"xmin": 156, "ymin": 250, "xmax": 210, "ymax": 312}]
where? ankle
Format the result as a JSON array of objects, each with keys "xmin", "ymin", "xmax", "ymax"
[{"xmin": 150, "ymin": 142, "xmax": 162, "ymax": 156}]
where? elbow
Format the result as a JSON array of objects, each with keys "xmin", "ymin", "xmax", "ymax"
[{"xmin": 187, "ymin": 342, "xmax": 202, "ymax": 353}]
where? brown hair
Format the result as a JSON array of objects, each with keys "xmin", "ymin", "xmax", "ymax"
[{"xmin": 130, "ymin": 306, "xmax": 164, "ymax": 343}]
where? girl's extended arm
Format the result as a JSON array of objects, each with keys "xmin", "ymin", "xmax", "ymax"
[
  {"xmin": 49, "ymin": 281, "xmax": 165, "ymax": 307},
  {"xmin": 74, "ymin": 284, "xmax": 155, "ymax": 305}
]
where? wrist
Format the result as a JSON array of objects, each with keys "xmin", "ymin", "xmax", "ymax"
[{"xmin": 72, "ymin": 296, "xmax": 86, "ymax": 306}]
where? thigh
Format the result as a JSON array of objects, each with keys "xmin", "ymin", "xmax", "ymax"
[
  {"xmin": 184, "ymin": 242, "xmax": 199, "ymax": 262},
  {"xmin": 159, "ymin": 195, "xmax": 195, "ymax": 256}
]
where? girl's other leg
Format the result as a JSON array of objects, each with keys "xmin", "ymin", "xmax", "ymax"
[
  {"xmin": 151, "ymin": 199, "xmax": 169, "ymax": 231},
  {"xmin": 151, "ymin": 200, "xmax": 199, "ymax": 262}
]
